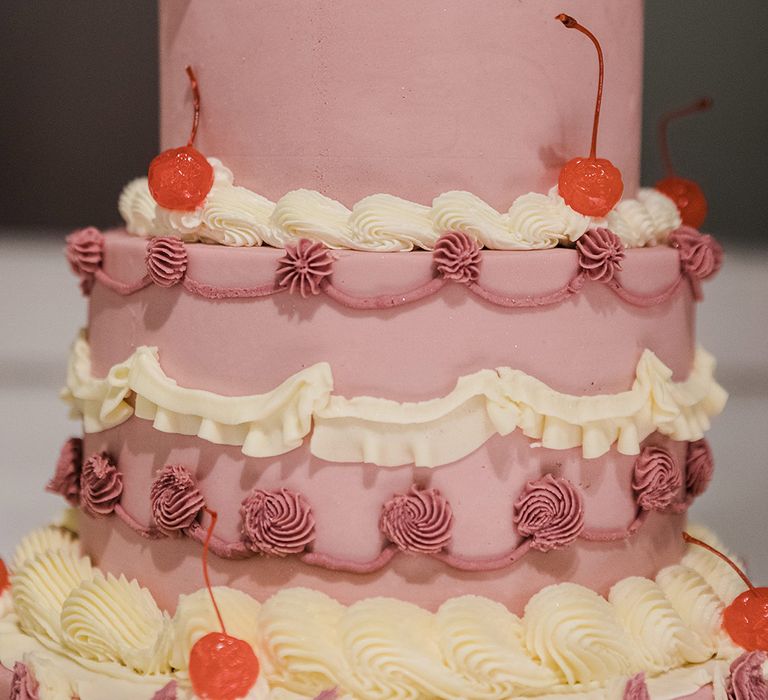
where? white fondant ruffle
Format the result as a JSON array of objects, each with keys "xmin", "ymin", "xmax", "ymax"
[
  {"xmin": 0, "ymin": 525, "xmax": 745, "ymax": 699},
  {"xmin": 63, "ymin": 332, "xmax": 727, "ymax": 466}
]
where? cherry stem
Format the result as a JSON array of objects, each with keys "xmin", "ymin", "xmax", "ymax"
[
  {"xmin": 185, "ymin": 65, "xmax": 201, "ymax": 147},
  {"xmin": 658, "ymin": 97, "xmax": 712, "ymax": 178},
  {"xmin": 556, "ymin": 13, "xmax": 604, "ymax": 160},
  {"xmin": 683, "ymin": 531, "xmax": 756, "ymax": 593},
  {"xmin": 202, "ymin": 507, "xmax": 227, "ymax": 635}
]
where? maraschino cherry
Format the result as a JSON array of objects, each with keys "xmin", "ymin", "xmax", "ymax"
[
  {"xmin": 684, "ymin": 532, "xmax": 768, "ymax": 652},
  {"xmin": 655, "ymin": 97, "xmax": 712, "ymax": 229},
  {"xmin": 148, "ymin": 66, "xmax": 214, "ymax": 211},
  {"xmin": 0, "ymin": 559, "xmax": 9, "ymax": 594},
  {"xmin": 555, "ymin": 13, "xmax": 623, "ymax": 218},
  {"xmin": 188, "ymin": 509, "xmax": 260, "ymax": 700}
]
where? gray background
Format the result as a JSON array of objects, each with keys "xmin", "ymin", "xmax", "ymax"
[{"xmin": 0, "ymin": 2, "xmax": 766, "ymax": 577}]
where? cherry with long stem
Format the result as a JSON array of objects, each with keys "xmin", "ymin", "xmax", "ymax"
[
  {"xmin": 554, "ymin": 13, "xmax": 623, "ymax": 218},
  {"xmin": 655, "ymin": 98, "xmax": 712, "ymax": 229}
]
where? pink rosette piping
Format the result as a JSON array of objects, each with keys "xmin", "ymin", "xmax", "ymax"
[
  {"xmin": 240, "ymin": 488, "xmax": 316, "ymax": 556},
  {"xmin": 669, "ymin": 226, "xmax": 724, "ymax": 300},
  {"xmin": 686, "ymin": 438, "xmax": 715, "ymax": 499},
  {"xmin": 623, "ymin": 673, "xmax": 651, "ymax": 700},
  {"xmin": 632, "ymin": 445, "xmax": 683, "ymax": 511},
  {"xmin": 65, "ymin": 227, "xmax": 104, "ymax": 294},
  {"xmin": 151, "ymin": 681, "xmax": 178, "ymax": 700},
  {"xmin": 80, "ymin": 452, "xmax": 123, "ymax": 518},
  {"xmin": 575, "ymin": 227, "xmax": 625, "ymax": 283},
  {"xmin": 146, "ymin": 237, "xmax": 188, "ymax": 287},
  {"xmin": 513, "ymin": 474, "xmax": 585, "ymax": 552},
  {"xmin": 275, "ymin": 239, "xmax": 334, "ymax": 297},
  {"xmin": 150, "ymin": 465, "xmax": 205, "ymax": 536},
  {"xmin": 47, "ymin": 436, "xmax": 83, "ymax": 507},
  {"xmin": 379, "ymin": 486, "xmax": 453, "ymax": 554},
  {"xmin": 433, "ymin": 231, "xmax": 482, "ymax": 284},
  {"xmin": 10, "ymin": 662, "xmax": 39, "ymax": 700},
  {"xmin": 727, "ymin": 651, "xmax": 768, "ymax": 700}
]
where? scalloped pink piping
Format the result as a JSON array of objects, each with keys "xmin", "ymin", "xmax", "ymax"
[
  {"xmin": 92, "ymin": 266, "xmax": 694, "ymax": 310},
  {"xmin": 109, "ymin": 501, "xmax": 680, "ymax": 574}
]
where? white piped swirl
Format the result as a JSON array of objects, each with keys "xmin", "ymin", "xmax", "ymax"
[{"xmin": 119, "ymin": 158, "xmax": 682, "ymax": 250}]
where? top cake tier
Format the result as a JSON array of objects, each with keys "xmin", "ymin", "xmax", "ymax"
[{"xmin": 159, "ymin": 0, "xmax": 643, "ymax": 209}]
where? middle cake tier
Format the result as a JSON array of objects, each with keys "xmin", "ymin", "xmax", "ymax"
[{"xmin": 64, "ymin": 230, "xmax": 726, "ymax": 613}]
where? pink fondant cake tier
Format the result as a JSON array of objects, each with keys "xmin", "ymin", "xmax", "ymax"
[{"xmin": 160, "ymin": 0, "xmax": 643, "ymax": 207}]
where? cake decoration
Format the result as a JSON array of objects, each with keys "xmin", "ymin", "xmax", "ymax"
[
  {"xmin": 148, "ymin": 66, "xmax": 214, "ymax": 212},
  {"xmin": 65, "ymin": 227, "xmax": 104, "ymax": 295},
  {"xmin": 10, "ymin": 661, "xmax": 39, "ymax": 700},
  {"xmin": 632, "ymin": 446, "xmax": 683, "ymax": 511},
  {"xmin": 150, "ymin": 465, "xmax": 206, "ymax": 536},
  {"xmin": 0, "ymin": 560, "xmax": 9, "ymax": 595},
  {"xmin": 151, "ymin": 681, "xmax": 178, "ymax": 699},
  {"xmin": 669, "ymin": 225, "xmax": 724, "ymax": 300},
  {"xmin": 623, "ymin": 673, "xmax": 651, "ymax": 699},
  {"xmin": 188, "ymin": 509, "xmax": 260, "ymax": 700},
  {"xmin": 46, "ymin": 436, "xmax": 82, "ymax": 507},
  {"xmin": 575, "ymin": 227, "xmax": 625, "ymax": 282},
  {"xmin": 555, "ymin": 14, "xmax": 623, "ymax": 218},
  {"xmin": 432, "ymin": 231, "xmax": 483, "ymax": 283},
  {"xmin": 686, "ymin": 438, "xmax": 715, "ymax": 498},
  {"xmin": 79, "ymin": 452, "xmax": 123, "ymax": 518},
  {"xmin": 379, "ymin": 486, "xmax": 453, "ymax": 554},
  {"xmin": 513, "ymin": 474, "xmax": 585, "ymax": 552},
  {"xmin": 239, "ymin": 488, "xmax": 316, "ymax": 557},
  {"xmin": 275, "ymin": 239, "xmax": 335, "ymax": 297},
  {"xmin": 726, "ymin": 651, "xmax": 768, "ymax": 700},
  {"xmin": 145, "ymin": 236, "xmax": 188, "ymax": 287},
  {"xmin": 684, "ymin": 532, "xmax": 768, "ymax": 652},
  {"xmin": 656, "ymin": 97, "xmax": 713, "ymax": 229}
]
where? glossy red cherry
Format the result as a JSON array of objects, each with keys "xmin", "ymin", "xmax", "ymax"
[
  {"xmin": 148, "ymin": 66, "xmax": 213, "ymax": 211},
  {"xmin": 684, "ymin": 532, "xmax": 768, "ymax": 652},
  {"xmin": 0, "ymin": 559, "xmax": 9, "ymax": 593},
  {"xmin": 655, "ymin": 97, "xmax": 712, "ymax": 228},
  {"xmin": 555, "ymin": 14, "xmax": 623, "ymax": 217},
  {"xmin": 188, "ymin": 509, "xmax": 260, "ymax": 699},
  {"xmin": 189, "ymin": 632, "xmax": 260, "ymax": 700}
]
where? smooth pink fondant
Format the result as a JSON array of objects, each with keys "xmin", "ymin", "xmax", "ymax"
[
  {"xmin": 89, "ymin": 232, "xmax": 695, "ymax": 401},
  {"xmin": 159, "ymin": 1, "xmax": 643, "ymax": 208},
  {"xmin": 0, "ymin": 664, "xmax": 11, "ymax": 699}
]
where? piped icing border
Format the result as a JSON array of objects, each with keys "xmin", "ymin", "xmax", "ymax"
[
  {"xmin": 67, "ymin": 225, "xmax": 723, "ymax": 307},
  {"xmin": 48, "ymin": 443, "xmax": 713, "ymax": 571},
  {"xmin": 0, "ymin": 524, "xmax": 751, "ymax": 700},
  {"xmin": 62, "ymin": 333, "xmax": 727, "ymax": 465},
  {"xmin": 117, "ymin": 158, "xmax": 684, "ymax": 251}
]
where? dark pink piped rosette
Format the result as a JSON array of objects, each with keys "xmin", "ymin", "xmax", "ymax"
[
  {"xmin": 145, "ymin": 237, "xmax": 188, "ymax": 288},
  {"xmin": 79, "ymin": 452, "xmax": 123, "ymax": 518},
  {"xmin": 632, "ymin": 445, "xmax": 682, "ymax": 511},
  {"xmin": 10, "ymin": 662, "xmax": 39, "ymax": 700},
  {"xmin": 65, "ymin": 227, "xmax": 104, "ymax": 295},
  {"xmin": 150, "ymin": 681, "xmax": 178, "ymax": 700},
  {"xmin": 46, "ymin": 437, "xmax": 83, "ymax": 507},
  {"xmin": 622, "ymin": 673, "xmax": 650, "ymax": 700},
  {"xmin": 275, "ymin": 239, "xmax": 335, "ymax": 297},
  {"xmin": 513, "ymin": 474, "xmax": 585, "ymax": 552},
  {"xmin": 685, "ymin": 438, "xmax": 715, "ymax": 499},
  {"xmin": 433, "ymin": 231, "xmax": 482, "ymax": 284},
  {"xmin": 668, "ymin": 226, "xmax": 724, "ymax": 300},
  {"xmin": 380, "ymin": 486, "xmax": 453, "ymax": 554},
  {"xmin": 576, "ymin": 227, "xmax": 625, "ymax": 283},
  {"xmin": 240, "ymin": 488, "xmax": 316, "ymax": 556},
  {"xmin": 150, "ymin": 465, "xmax": 205, "ymax": 536},
  {"xmin": 726, "ymin": 651, "xmax": 768, "ymax": 700}
]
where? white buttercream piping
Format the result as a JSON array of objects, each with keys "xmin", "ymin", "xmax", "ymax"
[
  {"xmin": 0, "ymin": 525, "xmax": 744, "ymax": 700},
  {"xmin": 62, "ymin": 332, "xmax": 727, "ymax": 466},
  {"xmin": 118, "ymin": 159, "xmax": 682, "ymax": 251}
]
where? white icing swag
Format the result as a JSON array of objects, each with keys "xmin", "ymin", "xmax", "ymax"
[
  {"xmin": 63, "ymin": 331, "xmax": 727, "ymax": 466},
  {"xmin": 0, "ymin": 524, "xmax": 748, "ymax": 700},
  {"xmin": 118, "ymin": 158, "xmax": 682, "ymax": 251}
]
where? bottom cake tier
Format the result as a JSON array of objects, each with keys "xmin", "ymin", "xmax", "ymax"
[{"xmin": 0, "ymin": 517, "xmax": 764, "ymax": 700}]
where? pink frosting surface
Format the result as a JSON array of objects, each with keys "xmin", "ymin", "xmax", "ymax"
[
  {"xmin": 159, "ymin": 1, "xmax": 642, "ymax": 208},
  {"xmin": 89, "ymin": 232, "xmax": 695, "ymax": 401}
]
